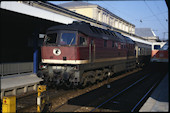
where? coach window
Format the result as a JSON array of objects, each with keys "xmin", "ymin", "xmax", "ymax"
[
  {"xmin": 138, "ymin": 48, "xmax": 140, "ymax": 55},
  {"xmin": 79, "ymin": 36, "xmax": 87, "ymax": 46}
]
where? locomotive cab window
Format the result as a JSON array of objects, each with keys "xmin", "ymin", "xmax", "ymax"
[
  {"xmin": 154, "ymin": 45, "xmax": 160, "ymax": 50},
  {"xmin": 104, "ymin": 40, "xmax": 107, "ymax": 47},
  {"xmin": 79, "ymin": 36, "xmax": 87, "ymax": 46},
  {"xmin": 60, "ymin": 33, "xmax": 76, "ymax": 46},
  {"xmin": 44, "ymin": 33, "xmax": 57, "ymax": 45}
]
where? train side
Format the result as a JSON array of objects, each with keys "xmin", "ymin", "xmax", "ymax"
[{"xmin": 38, "ymin": 21, "xmax": 151, "ymax": 88}]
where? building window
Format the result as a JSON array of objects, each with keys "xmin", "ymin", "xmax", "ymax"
[
  {"xmin": 110, "ymin": 17, "xmax": 113, "ymax": 26},
  {"xmin": 98, "ymin": 11, "xmax": 101, "ymax": 21},
  {"xmin": 73, "ymin": 10, "xmax": 76, "ymax": 12},
  {"xmin": 115, "ymin": 20, "xmax": 118, "ymax": 28},
  {"xmin": 125, "ymin": 25, "xmax": 128, "ymax": 32},
  {"xmin": 113, "ymin": 18, "xmax": 115, "ymax": 27},
  {"xmin": 102, "ymin": 13, "xmax": 105, "ymax": 22},
  {"xmin": 129, "ymin": 26, "xmax": 132, "ymax": 33},
  {"xmin": 107, "ymin": 15, "xmax": 109, "ymax": 24},
  {"xmin": 123, "ymin": 24, "xmax": 125, "ymax": 30},
  {"xmin": 103, "ymin": 12, "xmax": 107, "ymax": 23},
  {"xmin": 119, "ymin": 22, "xmax": 122, "ymax": 29}
]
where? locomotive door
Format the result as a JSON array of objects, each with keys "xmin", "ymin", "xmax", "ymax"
[{"xmin": 89, "ymin": 39, "xmax": 95, "ymax": 62}]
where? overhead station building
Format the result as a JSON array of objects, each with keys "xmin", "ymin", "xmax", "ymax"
[{"xmin": 58, "ymin": 1, "xmax": 136, "ymax": 34}]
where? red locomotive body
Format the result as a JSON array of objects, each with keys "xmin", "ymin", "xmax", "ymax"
[
  {"xmin": 41, "ymin": 33, "xmax": 134, "ymax": 64},
  {"xmin": 38, "ymin": 21, "xmax": 136, "ymax": 87}
]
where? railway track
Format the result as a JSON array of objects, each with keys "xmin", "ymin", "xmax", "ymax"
[{"xmin": 90, "ymin": 73, "xmax": 163, "ymax": 112}]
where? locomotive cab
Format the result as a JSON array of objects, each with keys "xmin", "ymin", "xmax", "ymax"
[{"xmin": 41, "ymin": 30, "xmax": 89, "ymax": 64}]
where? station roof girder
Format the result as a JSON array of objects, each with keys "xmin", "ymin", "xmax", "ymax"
[{"xmin": 0, "ymin": 1, "xmax": 77, "ymax": 25}]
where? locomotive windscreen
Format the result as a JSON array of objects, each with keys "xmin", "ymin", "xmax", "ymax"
[
  {"xmin": 44, "ymin": 31, "xmax": 77, "ymax": 46},
  {"xmin": 60, "ymin": 33, "xmax": 76, "ymax": 46}
]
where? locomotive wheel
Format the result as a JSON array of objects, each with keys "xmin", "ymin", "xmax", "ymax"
[
  {"xmin": 81, "ymin": 77, "xmax": 88, "ymax": 88},
  {"xmin": 95, "ymin": 70, "xmax": 103, "ymax": 82},
  {"xmin": 80, "ymin": 71, "xmax": 95, "ymax": 88},
  {"xmin": 64, "ymin": 81, "xmax": 72, "ymax": 88},
  {"xmin": 103, "ymin": 69, "xmax": 109, "ymax": 80},
  {"xmin": 87, "ymin": 71, "xmax": 96, "ymax": 85}
]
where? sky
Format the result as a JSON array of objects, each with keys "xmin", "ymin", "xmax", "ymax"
[{"xmin": 49, "ymin": 0, "xmax": 168, "ymax": 41}]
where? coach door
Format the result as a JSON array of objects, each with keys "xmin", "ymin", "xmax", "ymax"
[{"xmin": 89, "ymin": 39, "xmax": 95, "ymax": 62}]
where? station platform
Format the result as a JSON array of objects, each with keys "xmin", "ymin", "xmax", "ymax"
[
  {"xmin": 139, "ymin": 73, "xmax": 169, "ymax": 112},
  {"xmin": 1, "ymin": 73, "xmax": 43, "ymax": 99}
]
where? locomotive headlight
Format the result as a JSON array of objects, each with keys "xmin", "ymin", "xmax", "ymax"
[{"xmin": 53, "ymin": 48, "xmax": 61, "ymax": 56}]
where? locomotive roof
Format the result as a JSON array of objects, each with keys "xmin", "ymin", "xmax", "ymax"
[
  {"xmin": 122, "ymin": 35, "xmax": 135, "ymax": 44},
  {"xmin": 47, "ymin": 21, "xmax": 133, "ymax": 43}
]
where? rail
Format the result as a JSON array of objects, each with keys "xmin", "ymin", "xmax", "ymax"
[
  {"xmin": 90, "ymin": 74, "xmax": 150, "ymax": 112},
  {"xmin": 131, "ymin": 81, "xmax": 159, "ymax": 112}
]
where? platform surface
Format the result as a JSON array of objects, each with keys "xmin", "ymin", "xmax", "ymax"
[
  {"xmin": 1, "ymin": 73, "xmax": 43, "ymax": 90},
  {"xmin": 139, "ymin": 73, "xmax": 169, "ymax": 112}
]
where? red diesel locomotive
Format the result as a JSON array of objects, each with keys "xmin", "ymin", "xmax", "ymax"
[{"xmin": 38, "ymin": 21, "xmax": 145, "ymax": 88}]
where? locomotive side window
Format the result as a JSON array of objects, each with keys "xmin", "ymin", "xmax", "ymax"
[
  {"xmin": 115, "ymin": 43, "xmax": 118, "ymax": 48},
  {"xmin": 104, "ymin": 40, "xmax": 107, "ymax": 47},
  {"xmin": 79, "ymin": 36, "xmax": 87, "ymax": 46},
  {"xmin": 44, "ymin": 33, "xmax": 57, "ymax": 44},
  {"xmin": 112, "ymin": 41, "xmax": 114, "ymax": 48},
  {"xmin": 121, "ymin": 43, "xmax": 123, "ymax": 49},
  {"xmin": 60, "ymin": 33, "xmax": 76, "ymax": 46}
]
